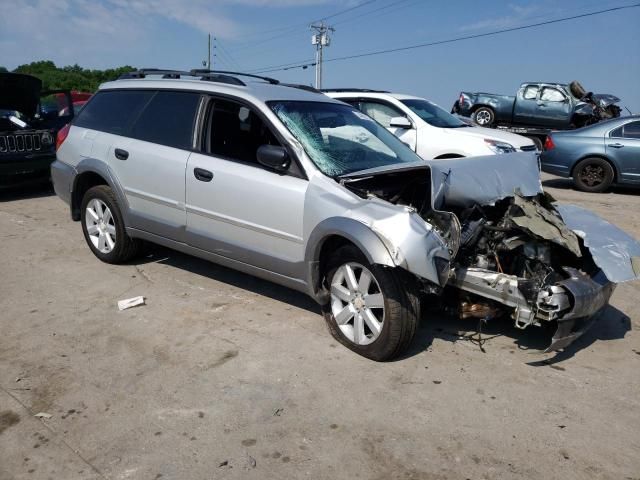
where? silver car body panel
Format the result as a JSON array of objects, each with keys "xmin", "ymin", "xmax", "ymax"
[{"xmin": 556, "ymin": 203, "xmax": 640, "ymax": 283}]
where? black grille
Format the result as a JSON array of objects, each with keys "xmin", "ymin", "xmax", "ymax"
[
  {"xmin": 520, "ymin": 145, "xmax": 538, "ymax": 152},
  {"xmin": 0, "ymin": 132, "xmax": 47, "ymax": 153}
]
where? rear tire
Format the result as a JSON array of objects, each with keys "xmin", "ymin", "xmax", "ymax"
[
  {"xmin": 473, "ymin": 107, "xmax": 495, "ymax": 127},
  {"xmin": 321, "ymin": 245, "xmax": 419, "ymax": 361},
  {"xmin": 572, "ymin": 157, "xmax": 614, "ymax": 193},
  {"xmin": 80, "ymin": 185, "xmax": 141, "ymax": 263}
]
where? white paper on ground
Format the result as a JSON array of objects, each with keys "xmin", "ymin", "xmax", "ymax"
[{"xmin": 117, "ymin": 296, "xmax": 145, "ymax": 311}]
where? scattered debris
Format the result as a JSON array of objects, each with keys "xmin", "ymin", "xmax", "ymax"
[
  {"xmin": 34, "ymin": 412, "xmax": 52, "ymax": 419},
  {"xmin": 117, "ymin": 296, "xmax": 145, "ymax": 311},
  {"xmin": 433, "ymin": 380, "xmax": 442, "ymax": 385},
  {"xmin": 273, "ymin": 408, "xmax": 283, "ymax": 416},
  {"xmin": 218, "ymin": 460, "xmax": 229, "ymax": 468},
  {"xmin": 247, "ymin": 455, "xmax": 256, "ymax": 469}
]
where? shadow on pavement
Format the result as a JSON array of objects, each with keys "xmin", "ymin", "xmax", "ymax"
[
  {"xmin": 0, "ymin": 181, "xmax": 54, "ymax": 202},
  {"xmin": 542, "ymin": 177, "xmax": 640, "ymax": 195},
  {"xmin": 134, "ymin": 243, "xmax": 320, "ymax": 315}
]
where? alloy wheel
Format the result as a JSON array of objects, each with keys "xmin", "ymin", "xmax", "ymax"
[
  {"xmin": 475, "ymin": 110, "xmax": 492, "ymax": 125},
  {"xmin": 85, "ymin": 198, "xmax": 116, "ymax": 253},
  {"xmin": 580, "ymin": 164, "xmax": 605, "ymax": 187},
  {"xmin": 330, "ymin": 262, "xmax": 385, "ymax": 345}
]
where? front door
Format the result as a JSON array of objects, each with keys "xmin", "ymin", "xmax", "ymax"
[
  {"xmin": 607, "ymin": 120, "xmax": 640, "ymax": 183},
  {"xmin": 185, "ymin": 97, "xmax": 308, "ymax": 279}
]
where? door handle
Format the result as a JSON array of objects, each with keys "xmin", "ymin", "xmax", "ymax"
[
  {"xmin": 608, "ymin": 143, "xmax": 624, "ymax": 148},
  {"xmin": 194, "ymin": 167, "xmax": 214, "ymax": 182},
  {"xmin": 114, "ymin": 148, "xmax": 129, "ymax": 160}
]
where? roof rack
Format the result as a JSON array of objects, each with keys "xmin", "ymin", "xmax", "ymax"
[
  {"xmin": 281, "ymin": 83, "xmax": 320, "ymax": 93},
  {"xmin": 320, "ymin": 88, "xmax": 390, "ymax": 93},
  {"xmin": 190, "ymin": 69, "xmax": 280, "ymax": 85},
  {"xmin": 118, "ymin": 68, "xmax": 192, "ymax": 80}
]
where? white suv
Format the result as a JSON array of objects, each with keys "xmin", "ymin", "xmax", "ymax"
[{"xmin": 325, "ymin": 90, "xmax": 536, "ymax": 159}]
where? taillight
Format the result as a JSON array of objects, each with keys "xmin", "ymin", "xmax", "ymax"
[
  {"xmin": 543, "ymin": 135, "xmax": 555, "ymax": 151},
  {"xmin": 56, "ymin": 123, "xmax": 71, "ymax": 151}
]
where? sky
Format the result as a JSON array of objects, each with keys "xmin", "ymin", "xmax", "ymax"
[{"xmin": 1, "ymin": 0, "xmax": 639, "ymax": 112}]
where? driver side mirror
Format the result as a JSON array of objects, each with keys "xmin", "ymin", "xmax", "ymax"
[
  {"xmin": 257, "ymin": 145, "xmax": 291, "ymax": 173},
  {"xmin": 389, "ymin": 116, "xmax": 412, "ymax": 129}
]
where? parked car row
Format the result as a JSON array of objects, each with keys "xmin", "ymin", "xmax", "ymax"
[{"xmin": 49, "ymin": 69, "xmax": 640, "ymax": 361}]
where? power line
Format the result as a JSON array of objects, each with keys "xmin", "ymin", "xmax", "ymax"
[
  {"xmin": 229, "ymin": 0, "xmax": 380, "ymax": 52},
  {"xmin": 251, "ymin": 3, "xmax": 640, "ymax": 73}
]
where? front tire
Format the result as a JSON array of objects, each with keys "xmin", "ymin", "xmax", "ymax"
[
  {"xmin": 572, "ymin": 157, "xmax": 614, "ymax": 193},
  {"xmin": 473, "ymin": 106, "xmax": 495, "ymax": 127},
  {"xmin": 321, "ymin": 245, "xmax": 419, "ymax": 361},
  {"xmin": 80, "ymin": 185, "xmax": 140, "ymax": 263}
]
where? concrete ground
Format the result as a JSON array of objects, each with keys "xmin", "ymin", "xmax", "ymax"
[{"xmin": 1, "ymin": 173, "xmax": 639, "ymax": 480}]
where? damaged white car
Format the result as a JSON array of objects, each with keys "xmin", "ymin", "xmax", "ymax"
[{"xmin": 52, "ymin": 71, "xmax": 640, "ymax": 361}]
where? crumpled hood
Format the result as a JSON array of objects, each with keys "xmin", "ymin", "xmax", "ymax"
[
  {"xmin": 0, "ymin": 73, "xmax": 42, "ymax": 118},
  {"xmin": 448, "ymin": 125, "xmax": 535, "ymax": 149},
  {"xmin": 592, "ymin": 93, "xmax": 620, "ymax": 107},
  {"xmin": 427, "ymin": 152, "xmax": 542, "ymax": 209}
]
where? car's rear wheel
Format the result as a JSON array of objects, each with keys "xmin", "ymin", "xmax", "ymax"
[
  {"xmin": 321, "ymin": 245, "xmax": 419, "ymax": 361},
  {"xmin": 572, "ymin": 157, "xmax": 614, "ymax": 193},
  {"xmin": 81, "ymin": 185, "xmax": 140, "ymax": 263},
  {"xmin": 473, "ymin": 107, "xmax": 495, "ymax": 127}
]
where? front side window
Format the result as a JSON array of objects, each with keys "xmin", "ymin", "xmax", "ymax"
[
  {"xmin": 74, "ymin": 90, "xmax": 154, "ymax": 135},
  {"xmin": 270, "ymin": 101, "xmax": 420, "ymax": 177},
  {"xmin": 540, "ymin": 87, "xmax": 565, "ymax": 103},
  {"xmin": 206, "ymin": 98, "xmax": 281, "ymax": 164},
  {"xmin": 130, "ymin": 91, "xmax": 200, "ymax": 150},
  {"xmin": 401, "ymin": 99, "xmax": 468, "ymax": 128},
  {"xmin": 523, "ymin": 85, "xmax": 539, "ymax": 100},
  {"xmin": 359, "ymin": 101, "xmax": 406, "ymax": 128}
]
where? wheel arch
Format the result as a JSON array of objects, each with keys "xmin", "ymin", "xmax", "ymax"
[
  {"xmin": 305, "ymin": 218, "xmax": 398, "ymax": 303},
  {"xmin": 570, "ymin": 154, "xmax": 618, "ymax": 182},
  {"xmin": 72, "ymin": 159, "xmax": 129, "ymax": 223}
]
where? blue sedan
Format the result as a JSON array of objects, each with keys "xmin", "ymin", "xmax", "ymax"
[{"xmin": 541, "ymin": 115, "xmax": 640, "ymax": 192}]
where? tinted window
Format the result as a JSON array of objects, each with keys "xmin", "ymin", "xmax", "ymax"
[
  {"xmin": 623, "ymin": 121, "xmax": 640, "ymax": 139},
  {"xmin": 130, "ymin": 91, "xmax": 200, "ymax": 149},
  {"xmin": 207, "ymin": 99, "xmax": 280, "ymax": 164},
  {"xmin": 359, "ymin": 101, "xmax": 405, "ymax": 128},
  {"xmin": 540, "ymin": 88, "xmax": 565, "ymax": 103},
  {"xmin": 74, "ymin": 90, "xmax": 153, "ymax": 135},
  {"xmin": 523, "ymin": 85, "xmax": 539, "ymax": 100},
  {"xmin": 610, "ymin": 126, "xmax": 623, "ymax": 138}
]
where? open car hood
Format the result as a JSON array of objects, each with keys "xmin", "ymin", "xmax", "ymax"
[
  {"xmin": 592, "ymin": 93, "xmax": 620, "ymax": 108},
  {"xmin": 0, "ymin": 72, "xmax": 42, "ymax": 118}
]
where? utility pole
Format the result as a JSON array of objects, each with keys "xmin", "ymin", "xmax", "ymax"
[
  {"xmin": 203, "ymin": 34, "xmax": 216, "ymax": 70},
  {"xmin": 310, "ymin": 22, "xmax": 334, "ymax": 89}
]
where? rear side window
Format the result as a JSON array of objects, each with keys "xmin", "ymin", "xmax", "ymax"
[
  {"xmin": 74, "ymin": 90, "xmax": 153, "ymax": 135},
  {"xmin": 522, "ymin": 85, "xmax": 539, "ymax": 100},
  {"xmin": 130, "ymin": 91, "xmax": 201, "ymax": 149}
]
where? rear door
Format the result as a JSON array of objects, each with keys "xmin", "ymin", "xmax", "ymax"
[
  {"xmin": 75, "ymin": 89, "xmax": 201, "ymax": 241},
  {"xmin": 607, "ymin": 120, "xmax": 640, "ymax": 183},
  {"xmin": 185, "ymin": 97, "xmax": 308, "ymax": 279}
]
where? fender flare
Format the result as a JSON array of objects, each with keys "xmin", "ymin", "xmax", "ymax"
[
  {"xmin": 304, "ymin": 217, "xmax": 399, "ymax": 300},
  {"xmin": 73, "ymin": 158, "xmax": 130, "ymax": 225}
]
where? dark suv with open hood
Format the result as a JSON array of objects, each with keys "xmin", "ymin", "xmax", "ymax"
[{"xmin": 0, "ymin": 72, "xmax": 74, "ymax": 188}]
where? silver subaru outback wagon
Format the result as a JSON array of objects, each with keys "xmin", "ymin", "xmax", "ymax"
[{"xmin": 51, "ymin": 70, "xmax": 640, "ymax": 361}]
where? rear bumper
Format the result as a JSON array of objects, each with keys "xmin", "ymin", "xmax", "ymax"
[{"xmin": 50, "ymin": 160, "xmax": 76, "ymax": 207}]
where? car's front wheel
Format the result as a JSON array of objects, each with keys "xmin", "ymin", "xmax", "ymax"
[
  {"xmin": 321, "ymin": 245, "xmax": 419, "ymax": 361},
  {"xmin": 80, "ymin": 185, "xmax": 140, "ymax": 263},
  {"xmin": 572, "ymin": 157, "xmax": 614, "ymax": 193}
]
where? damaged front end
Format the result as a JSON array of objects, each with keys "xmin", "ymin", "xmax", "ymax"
[{"xmin": 342, "ymin": 152, "xmax": 639, "ymax": 352}]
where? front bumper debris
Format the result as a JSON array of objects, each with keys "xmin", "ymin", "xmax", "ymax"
[{"xmin": 450, "ymin": 267, "xmax": 615, "ymax": 351}]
